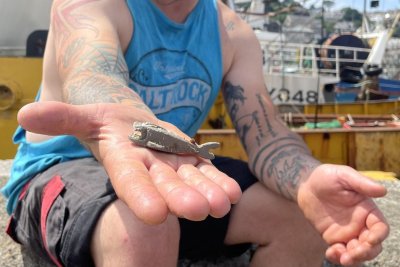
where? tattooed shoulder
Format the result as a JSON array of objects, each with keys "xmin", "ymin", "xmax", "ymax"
[{"xmin": 225, "ymin": 21, "xmax": 235, "ymax": 31}]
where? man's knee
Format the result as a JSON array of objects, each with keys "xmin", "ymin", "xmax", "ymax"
[
  {"xmin": 225, "ymin": 182, "xmax": 325, "ymax": 246},
  {"xmin": 225, "ymin": 183, "xmax": 327, "ymax": 266},
  {"xmin": 91, "ymin": 200, "xmax": 180, "ymax": 267}
]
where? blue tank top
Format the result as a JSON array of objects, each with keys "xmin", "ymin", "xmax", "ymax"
[
  {"xmin": 125, "ymin": 0, "xmax": 222, "ymax": 136},
  {"xmin": 1, "ymin": 0, "xmax": 222, "ymax": 214}
]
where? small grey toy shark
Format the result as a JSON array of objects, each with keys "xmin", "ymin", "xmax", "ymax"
[{"xmin": 129, "ymin": 122, "xmax": 220, "ymax": 159}]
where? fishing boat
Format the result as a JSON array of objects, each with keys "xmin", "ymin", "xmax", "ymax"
[{"xmin": 229, "ymin": 0, "xmax": 400, "ymax": 105}]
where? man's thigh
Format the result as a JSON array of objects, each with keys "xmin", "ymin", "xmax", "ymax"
[
  {"xmin": 224, "ymin": 181, "xmax": 325, "ymax": 248},
  {"xmin": 8, "ymin": 158, "xmax": 117, "ymax": 267}
]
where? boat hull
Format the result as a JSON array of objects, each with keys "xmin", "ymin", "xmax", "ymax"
[
  {"xmin": 0, "ymin": 57, "xmax": 42, "ymax": 159},
  {"xmin": 196, "ymin": 128, "xmax": 400, "ymax": 175}
]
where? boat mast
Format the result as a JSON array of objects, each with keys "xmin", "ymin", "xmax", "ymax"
[{"xmin": 362, "ymin": 0, "xmax": 371, "ymax": 34}]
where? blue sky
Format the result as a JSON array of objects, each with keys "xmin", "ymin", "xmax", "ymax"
[{"xmin": 330, "ymin": 0, "xmax": 400, "ymax": 11}]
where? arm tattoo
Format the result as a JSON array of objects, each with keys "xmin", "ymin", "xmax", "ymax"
[
  {"xmin": 64, "ymin": 39, "xmax": 129, "ymax": 84},
  {"xmin": 52, "ymin": 0, "xmax": 150, "ymax": 112},
  {"xmin": 256, "ymin": 93, "xmax": 276, "ymax": 137},
  {"xmin": 224, "ymin": 82, "xmax": 265, "ymax": 149},
  {"xmin": 250, "ymin": 134, "xmax": 306, "ymax": 172},
  {"xmin": 260, "ymin": 144, "xmax": 311, "ymax": 180},
  {"xmin": 62, "ymin": 39, "xmax": 137, "ymax": 106},
  {"xmin": 223, "ymin": 82, "xmax": 246, "ymax": 122},
  {"xmin": 252, "ymin": 135, "xmax": 318, "ymax": 200},
  {"xmin": 266, "ymin": 149, "xmax": 319, "ymax": 199},
  {"xmin": 52, "ymin": 0, "xmax": 99, "ymax": 46},
  {"xmin": 223, "ymin": 81, "xmax": 319, "ymax": 199},
  {"xmin": 225, "ymin": 21, "xmax": 235, "ymax": 31}
]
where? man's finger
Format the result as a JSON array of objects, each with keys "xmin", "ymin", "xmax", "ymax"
[
  {"xmin": 149, "ymin": 163, "xmax": 211, "ymax": 221},
  {"xmin": 365, "ymin": 209, "xmax": 390, "ymax": 245},
  {"xmin": 341, "ymin": 242, "xmax": 383, "ymax": 266},
  {"xmin": 177, "ymin": 164, "xmax": 231, "ymax": 218},
  {"xmin": 197, "ymin": 163, "xmax": 242, "ymax": 204},
  {"xmin": 339, "ymin": 166, "xmax": 387, "ymax": 198},
  {"xmin": 325, "ymin": 243, "xmax": 346, "ymax": 265},
  {"xmin": 17, "ymin": 101, "xmax": 98, "ymax": 138},
  {"xmin": 104, "ymin": 153, "xmax": 169, "ymax": 225}
]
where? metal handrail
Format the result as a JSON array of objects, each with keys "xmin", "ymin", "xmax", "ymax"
[
  {"xmin": 258, "ymin": 41, "xmax": 372, "ymax": 78},
  {"xmin": 0, "ymin": 47, "xmax": 26, "ymax": 56}
]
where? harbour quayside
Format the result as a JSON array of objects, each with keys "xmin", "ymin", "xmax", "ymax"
[{"xmin": 226, "ymin": 0, "xmax": 400, "ymax": 108}]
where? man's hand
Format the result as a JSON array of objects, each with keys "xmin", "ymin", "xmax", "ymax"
[
  {"xmin": 18, "ymin": 101, "xmax": 242, "ymax": 225},
  {"xmin": 297, "ymin": 164, "xmax": 389, "ymax": 266}
]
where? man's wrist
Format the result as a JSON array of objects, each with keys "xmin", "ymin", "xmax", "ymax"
[{"xmin": 296, "ymin": 161, "xmax": 322, "ymax": 205}]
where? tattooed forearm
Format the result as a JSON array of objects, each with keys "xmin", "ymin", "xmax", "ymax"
[
  {"xmin": 62, "ymin": 37, "xmax": 129, "ymax": 82},
  {"xmin": 252, "ymin": 134, "xmax": 319, "ymax": 200},
  {"xmin": 63, "ymin": 38, "xmax": 85, "ymax": 68},
  {"xmin": 50, "ymin": 0, "xmax": 149, "ymax": 110},
  {"xmin": 266, "ymin": 150, "xmax": 320, "ymax": 199},
  {"xmin": 61, "ymin": 39, "xmax": 137, "ymax": 105},
  {"xmin": 223, "ymin": 82, "xmax": 265, "ymax": 149},
  {"xmin": 251, "ymin": 140, "xmax": 319, "ymax": 200},
  {"xmin": 259, "ymin": 143, "xmax": 312, "ymax": 181},
  {"xmin": 256, "ymin": 93, "xmax": 276, "ymax": 138},
  {"xmin": 52, "ymin": 0, "xmax": 99, "ymax": 46},
  {"xmin": 79, "ymin": 43, "xmax": 129, "ymax": 81},
  {"xmin": 64, "ymin": 74, "xmax": 152, "ymax": 112},
  {"xmin": 250, "ymin": 133, "xmax": 307, "ymax": 172},
  {"xmin": 223, "ymin": 81, "xmax": 320, "ymax": 200},
  {"xmin": 234, "ymin": 111, "xmax": 265, "ymax": 148}
]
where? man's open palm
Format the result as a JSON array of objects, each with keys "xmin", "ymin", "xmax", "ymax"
[
  {"xmin": 18, "ymin": 101, "xmax": 242, "ymax": 225},
  {"xmin": 298, "ymin": 164, "xmax": 389, "ymax": 266}
]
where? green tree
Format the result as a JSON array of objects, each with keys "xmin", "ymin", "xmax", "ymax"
[
  {"xmin": 322, "ymin": 0, "xmax": 334, "ymax": 11},
  {"xmin": 341, "ymin": 7, "xmax": 363, "ymax": 28},
  {"xmin": 263, "ymin": 0, "xmax": 304, "ymax": 25}
]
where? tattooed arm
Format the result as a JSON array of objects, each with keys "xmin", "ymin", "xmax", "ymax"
[
  {"xmin": 42, "ymin": 0, "xmax": 152, "ymax": 112},
  {"xmin": 221, "ymin": 17, "xmax": 319, "ymax": 201},
  {"xmin": 220, "ymin": 11, "xmax": 389, "ymax": 265}
]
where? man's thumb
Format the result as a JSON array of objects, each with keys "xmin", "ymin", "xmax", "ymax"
[{"xmin": 17, "ymin": 101, "xmax": 95, "ymax": 138}]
